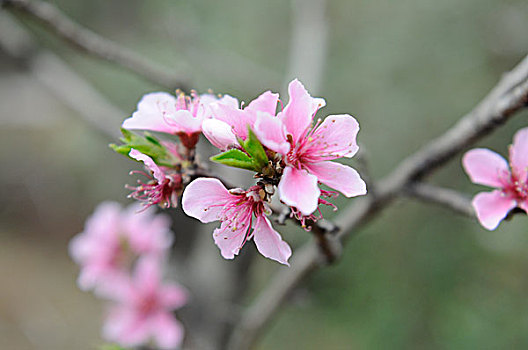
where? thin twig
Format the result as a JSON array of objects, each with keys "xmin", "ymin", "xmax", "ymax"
[
  {"xmin": 226, "ymin": 53, "xmax": 528, "ymax": 350},
  {"xmin": 404, "ymin": 183, "xmax": 474, "ymax": 218},
  {"xmin": 2, "ymin": 0, "xmax": 189, "ymax": 90}
]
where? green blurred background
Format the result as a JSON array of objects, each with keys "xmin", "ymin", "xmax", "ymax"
[{"xmin": 1, "ymin": 0, "xmax": 528, "ymax": 349}]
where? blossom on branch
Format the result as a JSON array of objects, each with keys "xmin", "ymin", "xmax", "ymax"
[
  {"xmin": 201, "ymin": 91, "xmax": 278, "ymax": 150},
  {"xmin": 182, "ymin": 178, "xmax": 292, "ymax": 265},
  {"xmin": 258, "ymin": 79, "xmax": 367, "ymax": 215},
  {"xmin": 463, "ymin": 127, "xmax": 528, "ymax": 230},
  {"xmin": 122, "ymin": 91, "xmax": 234, "ymax": 149},
  {"xmin": 69, "ymin": 201, "xmax": 173, "ymax": 296},
  {"xmin": 127, "ymin": 149, "xmax": 183, "ymax": 209},
  {"xmin": 103, "ymin": 257, "xmax": 187, "ymax": 350}
]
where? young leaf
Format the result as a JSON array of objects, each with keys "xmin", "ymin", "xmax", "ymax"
[
  {"xmin": 110, "ymin": 129, "xmax": 178, "ymax": 166},
  {"xmin": 144, "ymin": 133, "xmax": 163, "ymax": 147},
  {"xmin": 242, "ymin": 127, "xmax": 268, "ymax": 170},
  {"xmin": 211, "ymin": 149, "xmax": 256, "ymax": 171}
]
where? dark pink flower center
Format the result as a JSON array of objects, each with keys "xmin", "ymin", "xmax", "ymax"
[
  {"xmin": 208, "ymin": 186, "xmax": 268, "ymax": 248},
  {"xmin": 500, "ymin": 169, "xmax": 528, "ymax": 201},
  {"xmin": 127, "ymin": 171, "xmax": 182, "ymax": 209},
  {"xmin": 285, "ymin": 118, "xmax": 351, "ymax": 169},
  {"xmin": 137, "ymin": 291, "xmax": 160, "ymax": 316}
]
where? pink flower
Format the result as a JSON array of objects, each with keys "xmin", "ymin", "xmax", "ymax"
[
  {"xmin": 462, "ymin": 127, "xmax": 528, "ymax": 230},
  {"xmin": 69, "ymin": 201, "xmax": 173, "ymax": 296},
  {"xmin": 181, "ymin": 178, "xmax": 292, "ymax": 265},
  {"xmin": 122, "ymin": 91, "xmax": 234, "ymax": 148},
  {"xmin": 255, "ymin": 79, "xmax": 367, "ymax": 215},
  {"xmin": 201, "ymin": 91, "xmax": 279, "ymax": 150},
  {"xmin": 103, "ymin": 257, "xmax": 187, "ymax": 350},
  {"xmin": 127, "ymin": 149, "xmax": 182, "ymax": 209}
]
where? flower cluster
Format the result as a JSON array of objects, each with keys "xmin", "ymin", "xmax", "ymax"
[
  {"xmin": 113, "ymin": 79, "xmax": 366, "ymax": 265},
  {"xmin": 113, "ymin": 90, "xmax": 236, "ymax": 210},
  {"xmin": 73, "ymin": 77, "xmax": 527, "ymax": 350},
  {"xmin": 184, "ymin": 79, "xmax": 367, "ymax": 264},
  {"xmin": 463, "ymin": 127, "xmax": 528, "ymax": 230},
  {"xmin": 70, "ymin": 202, "xmax": 187, "ymax": 349}
]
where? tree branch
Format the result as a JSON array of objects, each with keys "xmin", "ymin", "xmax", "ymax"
[
  {"xmin": 404, "ymin": 183, "xmax": 474, "ymax": 218},
  {"xmin": 226, "ymin": 53, "xmax": 528, "ymax": 350},
  {"xmin": 2, "ymin": 0, "xmax": 189, "ymax": 90}
]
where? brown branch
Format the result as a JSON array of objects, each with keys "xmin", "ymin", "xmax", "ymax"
[
  {"xmin": 2, "ymin": 0, "xmax": 189, "ymax": 90},
  {"xmin": 405, "ymin": 183, "xmax": 528, "ymax": 223},
  {"xmin": 404, "ymin": 183, "xmax": 474, "ymax": 218},
  {"xmin": 226, "ymin": 53, "xmax": 528, "ymax": 350}
]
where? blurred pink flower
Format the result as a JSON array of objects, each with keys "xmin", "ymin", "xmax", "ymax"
[
  {"xmin": 128, "ymin": 149, "xmax": 182, "ymax": 209},
  {"xmin": 182, "ymin": 178, "xmax": 292, "ymax": 265},
  {"xmin": 122, "ymin": 91, "xmax": 233, "ymax": 148},
  {"xmin": 103, "ymin": 257, "xmax": 187, "ymax": 350},
  {"xmin": 463, "ymin": 127, "xmax": 528, "ymax": 230},
  {"xmin": 255, "ymin": 79, "xmax": 367, "ymax": 215},
  {"xmin": 201, "ymin": 91, "xmax": 278, "ymax": 150},
  {"xmin": 69, "ymin": 201, "xmax": 173, "ymax": 296}
]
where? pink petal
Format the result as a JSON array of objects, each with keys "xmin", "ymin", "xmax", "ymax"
[
  {"xmin": 83, "ymin": 202, "xmax": 123, "ymax": 240},
  {"xmin": 472, "ymin": 190, "xmax": 516, "ymax": 230},
  {"xmin": 161, "ymin": 284, "xmax": 188, "ymax": 310},
  {"xmin": 278, "ymin": 166, "xmax": 320, "ymax": 215},
  {"xmin": 93, "ymin": 272, "xmax": 132, "ymax": 301},
  {"xmin": 165, "ymin": 110, "xmax": 203, "ymax": 134},
  {"xmin": 213, "ymin": 220, "xmax": 249, "ymax": 259},
  {"xmin": 279, "ymin": 79, "xmax": 325, "ymax": 143},
  {"xmin": 103, "ymin": 306, "xmax": 149, "ymax": 347},
  {"xmin": 210, "ymin": 103, "xmax": 255, "ymax": 140},
  {"xmin": 134, "ymin": 257, "xmax": 161, "ymax": 294},
  {"xmin": 124, "ymin": 205, "xmax": 173, "ymax": 255},
  {"xmin": 217, "ymin": 94, "xmax": 240, "ymax": 108},
  {"xmin": 305, "ymin": 161, "xmax": 367, "ymax": 197},
  {"xmin": 151, "ymin": 312, "xmax": 184, "ymax": 350},
  {"xmin": 254, "ymin": 112, "xmax": 290, "ymax": 154},
  {"xmin": 253, "ymin": 216, "xmax": 292, "ymax": 265},
  {"xmin": 123, "ymin": 92, "xmax": 178, "ymax": 134},
  {"xmin": 245, "ymin": 91, "xmax": 279, "ymax": 115},
  {"xmin": 510, "ymin": 127, "xmax": 528, "ymax": 180},
  {"xmin": 182, "ymin": 178, "xmax": 232, "ymax": 223},
  {"xmin": 196, "ymin": 94, "xmax": 238, "ymax": 122},
  {"xmin": 129, "ymin": 149, "xmax": 166, "ymax": 183},
  {"xmin": 68, "ymin": 233, "xmax": 91, "ymax": 264},
  {"xmin": 76, "ymin": 265, "xmax": 101, "ymax": 291},
  {"xmin": 197, "ymin": 93, "xmax": 219, "ymax": 106},
  {"xmin": 462, "ymin": 148, "xmax": 509, "ymax": 188},
  {"xmin": 310, "ymin": 114, "xmax": 360, "ymax": 159},
  {"xmin": 202, "ymin": 119, "xmax": 238, "ymax": 150}
]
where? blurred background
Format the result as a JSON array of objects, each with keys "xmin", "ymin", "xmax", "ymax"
[{"xmin": 1, "ymin": 0, "xmax": 528, "ymax": 349}]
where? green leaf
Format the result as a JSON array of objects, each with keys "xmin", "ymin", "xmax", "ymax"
[
  {"xmin": 210, "ymin": 149, "xmax": 256, "ymax": 171},
  {"xmin": 109, "ymin": 143, "xmax": 132, "ymax": 156},
  {"xmin": 242, "ymin": 127, "xmax": 268, "ymax": 169},
  {"xmin": 119, "ymin": 128, "xmax": 134, "ymax": 141},
  {"xmin": 110, "ymin": 129, "xmax": 178, "ymax": 166},
  {"xmin": 144, "ymin": 133, "xmax": 163, "ymax": 147}
]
